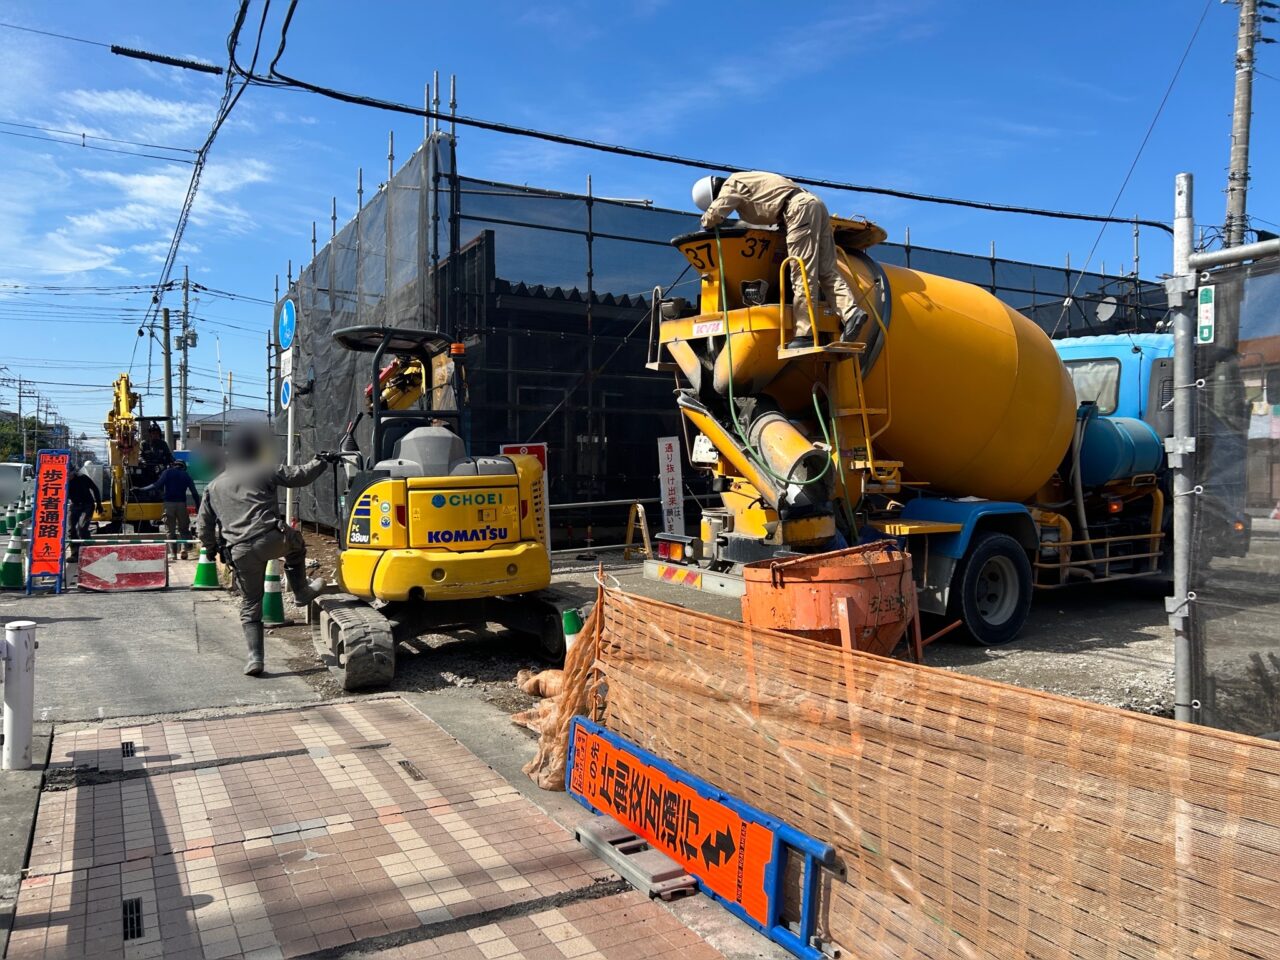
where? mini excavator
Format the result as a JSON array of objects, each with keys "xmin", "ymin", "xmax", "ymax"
[
  {"xmin": 92, "ymin": 373, "xmax": 166, "ymax": 532},
  {"xmin": 314, "ymin": 326, "xmax": 578, "ymax": 690}
]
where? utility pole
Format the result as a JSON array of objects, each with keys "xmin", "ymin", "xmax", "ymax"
[
  {"xmin": 179, "ymin": 265, "xmax": 191, "ymax": 448},
  {"xmin": 161, "ymin": 307, "xmax": 174, "ymax": 450},
  {"xmin": 1224, "ymin": 0, "xmax": 1259, "ymax": 248}
]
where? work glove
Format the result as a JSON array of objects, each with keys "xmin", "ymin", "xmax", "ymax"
[{"xmin": 317, "ymin": 450, "xmax": 343, "ymax": 464}]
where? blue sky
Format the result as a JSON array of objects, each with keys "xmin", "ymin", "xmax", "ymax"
[{"xmin": 0, "ymin": 0, "xmax": 1274, "ymax": 451}]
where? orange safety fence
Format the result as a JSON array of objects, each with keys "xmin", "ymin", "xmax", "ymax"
[{"xmin": 528, "ymin": 585, "xmax": 1280, "ymax": 960}]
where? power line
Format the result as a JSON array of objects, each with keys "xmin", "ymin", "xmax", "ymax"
[
  {"xmin": 0, "ymin": 120, "xmax": 198, "ymax": 153},
  {"xmin": 0, "ymin": 129, "xmax": 196, "ymax": 164},
  {"xmin": 0, "ymin": 21, "xmax": 110, "ymax": 47},
  {"xmin": 131, "ymin": 0, "xmax": 268, "ymax": 375},
  {"xmin": 252, "ymin": 0, "xmax": 1173, "ymax": 234},
  {"xmin": 1051, "ymin": 0, "xmax": 1211, "ymax": 337}
]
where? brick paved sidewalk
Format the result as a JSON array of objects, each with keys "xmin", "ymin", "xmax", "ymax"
[{"xmin": 8, "ymin": 698, "xmax": 725, "ymax": 960}]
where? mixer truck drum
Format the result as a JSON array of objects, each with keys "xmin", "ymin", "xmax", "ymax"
[{"xmin": 846, "ymin": 249, "xmax": 892, "ymax": 377}]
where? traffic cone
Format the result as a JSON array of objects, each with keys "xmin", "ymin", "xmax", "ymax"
[
  {"xmin": 562, "ymin": 607, "xmax": 584, "ymax": 651},
  {"xmin": 0, "ymin": 529, "xmax": 24, "ymax": 589},
  {"xmin": 1, "ymin": 504, "xmax": 12, "ymax": 534},
  {"xmin": 261, "ymin": 559, "xmax": 287, "ymax": 626},
  {"xmin": 191, "ymin": 548, "xmax": 221, "ymax": 590}
]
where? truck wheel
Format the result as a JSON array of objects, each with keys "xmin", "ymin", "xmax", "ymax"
[{"xmin": 949, "ymin": 532, "xmax": 1032, "ymax": 646}]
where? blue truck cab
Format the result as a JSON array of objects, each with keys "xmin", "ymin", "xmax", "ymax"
[{"xmin": 893, "ymin": 334, "xmax": 1179, "ymax": 645}]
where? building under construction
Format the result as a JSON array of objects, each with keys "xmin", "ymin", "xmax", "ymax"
[{"xmin": 278, "ymin": 126, "xmax": 1167, "ymax": 535}]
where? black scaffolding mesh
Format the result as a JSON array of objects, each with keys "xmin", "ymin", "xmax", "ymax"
[
  {"xmin": 1188, "ymin": 257, "xmax": 1280, "ymax": 738},
  {"xmin": 281, "ymin": 137, "xmax": 1167, "ymax": 542}
]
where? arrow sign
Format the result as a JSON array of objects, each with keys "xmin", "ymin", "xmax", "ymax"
[
  {"xmin": 77, "ymin": 544, "xmax": 169, "ymax": 592},
  {"xmin": 700, "ymin": 828, "xmax": 737, "ymax": 868}
]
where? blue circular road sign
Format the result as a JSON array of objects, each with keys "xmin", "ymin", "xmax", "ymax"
[
  {"xmin": 278, "ymin": 299, "xmax": 297, "ymax": 351},
  {"xmin": 280, "ymin": 377, "xmax": 293, "ymax": 410}
]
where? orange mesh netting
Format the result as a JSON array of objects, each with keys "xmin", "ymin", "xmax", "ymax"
[{"xmin": 535, "ymin": 586, "xmax": 1280, "ymax": 959}]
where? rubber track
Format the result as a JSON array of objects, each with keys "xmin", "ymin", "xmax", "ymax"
[{"xmin": 315, "ymin": 594, "xmax": 396, "ymax": 691}]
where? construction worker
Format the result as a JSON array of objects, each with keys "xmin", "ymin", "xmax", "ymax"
[
  {"xmin": 137, "ymin": 461, "xmax": 200, "ymax": 560},
  {"xmin": 66, "ymin": 465, "xmax": 102, "ymax": 563},
  {"xmin": 140, "ymin": 422, "xmax": 172, "ymax": 470},
  {"xmin": 196, "ymin": 428, "xmax": 338, "ymax": 676},
  {"xmin": 693, "ymin": 171, "xmax": 863, "ymax": 349}
]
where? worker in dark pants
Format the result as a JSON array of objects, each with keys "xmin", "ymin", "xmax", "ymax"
[
  {"xmin": 138, "ymin": 461, "xmax": 200, "ymax": 559},
  {"xmin": 66, "ymin": 466, "xmax": 102, "ymax": 563},
  {"xmin": 197, "ymin": 428, "xmax": 338, "ymax": 676}
]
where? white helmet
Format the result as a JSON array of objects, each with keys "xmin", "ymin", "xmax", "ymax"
[{"xmin": 692, "ymin": 175, "xmax": 726, "ymax": 211}]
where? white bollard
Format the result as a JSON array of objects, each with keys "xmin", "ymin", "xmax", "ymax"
[{"xmin": 2, "ymin": 620, "xmax": 36, "ymax": 770}]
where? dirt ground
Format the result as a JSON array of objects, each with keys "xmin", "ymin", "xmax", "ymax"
[{"xmin": 290, "ymin": 529, "xmax": 1174, "ymax": 717}]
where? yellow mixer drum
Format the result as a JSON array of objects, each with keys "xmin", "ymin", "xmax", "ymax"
[{"xmin": 853, "ymin": 259, "xmax": 1076, "ymax": 502}]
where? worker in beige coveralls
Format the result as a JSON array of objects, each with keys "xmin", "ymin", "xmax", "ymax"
[{"xmin": 694, "ymin": 171, "xmax": 863, "ymax": 350}]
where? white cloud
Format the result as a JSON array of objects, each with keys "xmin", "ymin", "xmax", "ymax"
[{"xmin": 59, "ymin": 88, "xmax": 216, "ymax": 142}]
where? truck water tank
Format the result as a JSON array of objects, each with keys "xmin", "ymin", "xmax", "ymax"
[
  {"xmin": 855, "ymin": 261, "xmax": 1078, "ymax": 503},
  {"xmin": 1076, "ymin": 409, "xmax": 1163, "ymax": 486}
]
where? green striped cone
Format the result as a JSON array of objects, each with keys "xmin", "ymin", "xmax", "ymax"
[
  {"xmin": 261, "ymin": 559, "xmax": 287, "ymax": 626},
  {"xmin": 1, "ymin": 504, "xmax": 12, "ymax": 534},
  {"xmin": 562, "ymin": 607, "xmax": 584, "ymax": 650},
  {"xmin": 0, "ymin": 529, "xmax": 24, "ymax": 589},
  {"xmin": 191, "ymin": 548, "xmax": 221, "ymax": 590}
]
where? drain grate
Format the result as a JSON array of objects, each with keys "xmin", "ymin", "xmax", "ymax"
[
  {"xmin": 121, "ymin": 742, "xmax": 136, "ymax": 758},
  {"xmin": 122, "ymin": 897, "xmax": 144, "ymax": 940},
  {"xmin": 397, "ymin": 759, "xmax": 425, "ymax": 781}
]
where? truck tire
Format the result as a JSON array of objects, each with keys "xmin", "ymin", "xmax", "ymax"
[{"xmin": 949, "ymin": 532, "xmax": 1033, "ymax": 646}]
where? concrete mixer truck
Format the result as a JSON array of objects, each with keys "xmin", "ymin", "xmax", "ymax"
[{"xmin": 642, "ymin": 219, "xmax": 1182, "ymax": 645}]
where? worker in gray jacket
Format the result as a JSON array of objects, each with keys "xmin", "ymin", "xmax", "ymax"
[
  {"xmin": 694, "ymin": 170, "xmax": 863, "ymax": 349},
  {"xmin": 197, "ymin": 428, "xmax": 338, "ymax": 676}
]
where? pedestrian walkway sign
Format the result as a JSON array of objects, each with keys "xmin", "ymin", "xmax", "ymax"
[
  {"xmin": 27, "ymin": 449, "xmax": 70, "ymax": 595},
  {"xmin": 567, "ymin": 718, "xmax": 835, "ymax": 960}
]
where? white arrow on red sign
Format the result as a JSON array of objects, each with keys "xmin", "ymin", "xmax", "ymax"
[{"xmin": 77, "ymin": 545, "xmax": 169, "ymax": 592}]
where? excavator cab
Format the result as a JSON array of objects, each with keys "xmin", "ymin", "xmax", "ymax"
[{"xmin": 329, "ymin": 326, "xmax": 551, "ymax": 607}]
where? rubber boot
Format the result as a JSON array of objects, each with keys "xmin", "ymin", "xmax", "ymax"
[
  {"xmin": 285, "ymin": 565, "xmax": 328, "ymax": 605},
  {"xmin": 243, "ymin": 622, "xmax": 265, "ymax": 676}
]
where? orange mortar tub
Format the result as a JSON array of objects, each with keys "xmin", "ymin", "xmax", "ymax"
[{"xmin": 740, "ymin": 541, "xmax": 914, "ymax": 656}]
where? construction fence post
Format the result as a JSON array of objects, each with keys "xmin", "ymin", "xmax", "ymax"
[{"xmin": 2, "ymin": 619, "xmax": 36, "ymax": 770}]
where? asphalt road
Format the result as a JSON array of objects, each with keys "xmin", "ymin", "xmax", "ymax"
[{"xmin": 0, "ymin": 559, "xmax": 319, "ymax": 722}]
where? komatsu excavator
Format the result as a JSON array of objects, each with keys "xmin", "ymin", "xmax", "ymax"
[{"xmin": 314, "ymin": 326, "xmax": 573, "ymax": 690}]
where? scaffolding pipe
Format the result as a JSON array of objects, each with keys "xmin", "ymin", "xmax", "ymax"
[{"xmin": 1169, "ymin": 172, "xmax": 1195, "ymax": 724}]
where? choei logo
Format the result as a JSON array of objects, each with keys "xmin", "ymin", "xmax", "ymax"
[{"xmin": 430, "ymin": 492, "xmax": 500, "ymax": 508}]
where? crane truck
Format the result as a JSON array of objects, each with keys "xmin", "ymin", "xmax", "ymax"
[{"xmin": 643, "ymin": 221, "xmax": 1188, "ymax": 645}]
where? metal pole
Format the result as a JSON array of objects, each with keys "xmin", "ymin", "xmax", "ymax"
[
  {"xmin": 2, "ymin": 620, "xmax": 36, "ymax": 770},
  {"xmin": 1168, "ymin": 172, "xmax": 1196, "ymax": 724},
  {"xmin": 1224, "ymin": 0, "xmax": 1257, "ymax": 248},
  {"xmin": 267, "ymin": 331, "xmax": 274, "ymax": 421},
  {"xmin": 161, "ymin": 307, "xmax": 174, "ymax": 450},
  {"xmin": 386, "ymin": 131, "xmax": 395, "ymax": 324},
  {"xmin": 285, "ymin": 402, "xmax": 296, "ymax": 526},
  {"xmin": 180, "ymin": 266, "xmax": 190, "ymax": 448},
  {"xmin": 17, "ymin": 377, "xmax": 24, "ymax": 462},
  {"xmin": 356, "ymin": 167, "xmax": 363, "ymax": 324}
]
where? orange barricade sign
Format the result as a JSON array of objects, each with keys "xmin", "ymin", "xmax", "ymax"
[
  {"xmin": 567, "ymin": 718, "xmax": 834, "ymax": 958},
  {"xmin": 28, "ymin": 449, "xmax": 70, "ymax": 594}
]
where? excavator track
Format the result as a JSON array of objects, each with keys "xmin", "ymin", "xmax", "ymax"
[{"xmin": 313, "ymin": 594, "xmax": 396, "ymax": 691}]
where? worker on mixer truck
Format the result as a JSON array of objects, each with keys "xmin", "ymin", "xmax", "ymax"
[
  {"xmin": 196, "ymin": 427, "xmax": 340, "ymax": 677},
  {"xmin": 693, "ymin": 171, "xmax": 863, "ymax": 350}
]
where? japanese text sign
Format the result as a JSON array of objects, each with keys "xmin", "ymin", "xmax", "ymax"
[
  {"xmin": 656, "ymin": 436, "xmax": 684, "ymax": 534},
  {"xmin": 568, "ymin": 718, "xmax": 777, "ymax": 927},
  {"xmin": 28, "ymin": 449, "xmax": 70, "ymax": 592}
]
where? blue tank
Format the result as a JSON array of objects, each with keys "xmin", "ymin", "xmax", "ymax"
[{"xmin": 1077, "ymin": 408, "xmax": 1164, "ymax": 486}]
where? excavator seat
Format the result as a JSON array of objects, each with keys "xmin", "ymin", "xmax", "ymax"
[{"xmin": 375, "ymin": 424, "xmax": 516, "ymax": 479}]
